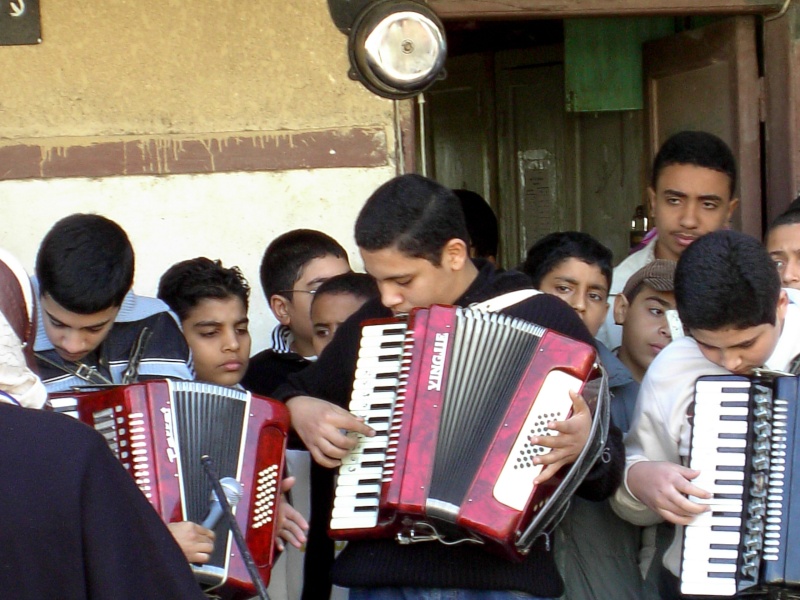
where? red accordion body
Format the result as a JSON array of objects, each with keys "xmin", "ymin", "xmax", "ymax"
[
  {"xmin": 330, "ymin": 304, "xmax": 599, "ymax": 561},
  {"xmin": 50, "ymin": 380, "xmax": 289, "ymax": 600}
]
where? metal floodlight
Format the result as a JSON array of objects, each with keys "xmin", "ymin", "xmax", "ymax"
[{"xmin": 328, "ymin": 0, "xmax": 447, "ymax": 100}]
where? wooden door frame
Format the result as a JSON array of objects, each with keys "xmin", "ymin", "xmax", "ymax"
[
  {"xmin": 407, "ymin": 2, "xmax": 798, "ymax": 236},
  {"xmin": 429, "ymin": 0, "xmax": 784, "ymax": 19},
  {"xmin": 643, "ymin": 16, "xmax": 761, "ymax": 238},
  {"xmin": 763, "ymin": 9, "xmax": 800, "ymax": 224}
]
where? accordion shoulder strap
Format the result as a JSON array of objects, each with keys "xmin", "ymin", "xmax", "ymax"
[{"xmin": 471, "ymin": 289, "xmax": 541, "ymax": 313}]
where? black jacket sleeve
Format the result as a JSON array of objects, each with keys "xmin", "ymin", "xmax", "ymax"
[{"xmin": 81, "ymin": 428, "xmax": 207, "ymax": 599}]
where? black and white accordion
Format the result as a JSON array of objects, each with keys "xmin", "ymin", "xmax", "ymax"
[
  {"xmin": 49, "ymin": 380, "xmax": 290, "ymax": 600},
  {"xmin": 329, "ymin": 303, "xmax": 611, "ymax": 561},
  {"xmin": 680, "ymin": 374, "xmax": 800, "ymax": 597}
]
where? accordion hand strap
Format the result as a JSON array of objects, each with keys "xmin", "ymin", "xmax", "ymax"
[{"xmin": 471, "ymin": 289, "xmax": 541, "ymax": 313}]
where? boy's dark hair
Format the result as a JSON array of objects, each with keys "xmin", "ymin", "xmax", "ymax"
[
  {"xmin": 157, "ymin": 257, "xmax": 250, "ymax": 321},
  {"xmin": 675, "ymin": 230, "xmax": 780, "ymax": 331},
  {"xmin": 311, "ymin": 272, "xmax": 379, "ymax": 307},
  {"xmin": 355, "ymin": 174, "xmax": 469, "ymax": 266},
  {"xmin": 259, "ymin": 230, "xmax": 348, "ymax": 301},
  {"xmin": 651, "ymin": 131, "xmax": 737, "ymax": 196},
  {"xmin": 453, "ymin": 189, "xmax": 499, "ymax": 260},
  {"xmin": 521, "ymin": 231, "xmax": 613, "ymax": 290},
  {"xmin": 36, "ymin": 213, "xmax": 134, "ymax": 314},
  {"xmin": 766, "ymin": 194, "xmax": 800, "ymax": 234}
]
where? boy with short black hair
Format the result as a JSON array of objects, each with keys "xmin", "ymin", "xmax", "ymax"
[
  {"xmin": 309, "ymin": 272, "xmax": 379, "ymax": 357},
  {"xmin": 157, "ymin": 257, "xmax": 308, "ymax": 566},
  {"xmin": 33, "ymin": 213, "xmax": 193, "ymax": 393},
  {"xmin": 275, "ymin": 173, "xmax": 624, "ymax": 600},
  {"xmin": 599, "ymin": 130, "xmax": 740, "ymax": 349},
  {"xmin": 611, "ymin": 230, "xmax": 800, "ymax": 599},
  {"xmin": 765, "ymin": 195, "xmax": 800, "ymax": 290},
  {"xmin": 241, "ymin": 229, "xmax": 350, "ymax": 600},
  {"xmin": 158, "ymin": 257, "xmax": 252, "ymax": 389},
  {"xmin": 523, "ymin": 231, "xmax": 613, "ymax": 341},
  {"xmin": 241, "ymin": 229, "xmax": 351, "ymax": 396}
]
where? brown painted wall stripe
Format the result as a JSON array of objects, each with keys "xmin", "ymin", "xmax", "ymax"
[{"xmin": 0, "ymin": 127, "xmax": 388, "ymax": 181}]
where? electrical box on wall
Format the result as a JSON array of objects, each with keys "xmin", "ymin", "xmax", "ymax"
[
  {"xmin": 564, "ymin": 17, "xmax": 673, "ymax": 112},
  {"xmin": 1, "ymin": 0, "xmax": 41, "ymax": 45}
]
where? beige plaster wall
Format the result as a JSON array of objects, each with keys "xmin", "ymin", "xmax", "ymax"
[
  {"xmin": 0, "ymin": 0, "xmax": 402, "ymax": 356},
  {"xmin": 0, "ymin": 0, "xmax": 393, "ymax": 139}
]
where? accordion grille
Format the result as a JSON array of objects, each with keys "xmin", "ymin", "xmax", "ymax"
[
  {"xmin": 171, "ymin": 382, "xmax": 248, "ymax": 523},
  {"xmin": 428, "ymin": 310, "xmax": 544, "ymax": 508}
]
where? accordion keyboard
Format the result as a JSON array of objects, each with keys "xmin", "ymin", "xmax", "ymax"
[
  {"xmin": 681, "ymin": 379, "xmax": 752, "ymax": 596},
  {"xmin": 331, "ymin": 321, "xmax": 407, "ymax": 530},
  {"xmin": 681, "ymin": 376, "xmax": 789, "ymax": 597}
]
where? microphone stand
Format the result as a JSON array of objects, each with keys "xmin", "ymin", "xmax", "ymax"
[{"xmin": 201, "ymin": 455, "xmax": 271, "ymax": 600}]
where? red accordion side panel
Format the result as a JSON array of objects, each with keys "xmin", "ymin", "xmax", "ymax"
[
  {"xmin": 457, "ymin": 331, "xmax": 597, "ymax": 560},
  {"xmin": 380, "ymin": 308, "xmax": 428, "ymax": 520},
  {"xmin": 228, "ymin": 394, "xmax": 289, "ymax": 596},
  {"xmin": 73, "ymin": 381, "xmax": 178, "ymax": 520},
  {"xmin": 393, "ymin": 305, "xmax": 457, "ymax": 516}
]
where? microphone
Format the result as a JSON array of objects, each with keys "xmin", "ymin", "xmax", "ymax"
[{"xmin": 201, "ymin": 477, "xmax": 243, "ymax": 530}]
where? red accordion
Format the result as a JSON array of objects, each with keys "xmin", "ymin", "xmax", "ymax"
[
  {"xmin": 50, "ymin": 380, "xmax": 289, "ymax": 600},
  {"xmin": 329, "ymin": 304, "xmax": 606, "ymax": 561}
]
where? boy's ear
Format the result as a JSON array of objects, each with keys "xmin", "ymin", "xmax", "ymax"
[
  {"xmin": 726, "ymin": 197, "xmax": 740, "ymax": 223},
  {"xmin": 613, "ymin": 294, "xmax": 630, "ymax": 326},
  {"xmin": 776, "ymin": 288, "xmax": 790, "ymax": 323},
  {"xmin": 270, "ymin": 294, "xmax": 292, "ymax": 326},
  {"xmin": 441, "ymin": 238, "xmax": 470, "ymax": 271},
  {"xmin": 647, "ymin": 186, "xmax": 656, "ymax": 217}
]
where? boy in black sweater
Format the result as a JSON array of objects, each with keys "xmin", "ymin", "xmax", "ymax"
[{"xmin": 275, "ymin": 174, "xmax": 624, "ymax": 599}]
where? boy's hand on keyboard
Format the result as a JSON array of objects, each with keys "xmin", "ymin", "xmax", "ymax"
[
  {"xmin": 286, "ymin": 395, "xmax": 375, "ymax": 468},
  {"xmin": 627, "ymin": 461, "xmax": 711, "ymax": 525}
]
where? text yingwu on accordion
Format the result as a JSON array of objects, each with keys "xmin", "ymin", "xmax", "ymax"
[
  {"xmin": 329, "ymin": 303, "xmax": 611, "ymax": 561},
  {"xmin": 49, "ymin": 379, "xmax": 290, "ymax": 600}
]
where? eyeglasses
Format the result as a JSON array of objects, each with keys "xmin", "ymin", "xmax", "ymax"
[{"xmin": 276, "ymin": 289, "xmax": 317, "ymax": 296}]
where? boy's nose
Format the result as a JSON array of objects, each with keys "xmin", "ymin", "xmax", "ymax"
[
  {"xmin": 379, "ymin": 285, "xmax": 402, "ymax": 311},
  {"xmin": 679, "ymin": 203, "xmax": 699, "ymax": 228},
  {"xmin": 720, "ymin": 352, "xmax": 742, "ymax": 373},
  {"xmin": 783, "ymin": 259, "xmax": 800, "ymax": 285},
  {"xmin": 60, "ymin": 331, "xmax": 87, "ymax": 354},
  {"xmin": 222, "ymin": 331, "xmax": 240, "ymax": 351}
]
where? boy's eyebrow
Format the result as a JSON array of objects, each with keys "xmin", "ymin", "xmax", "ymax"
[
  {"xmin": 643, "ymin": 295, "xmax": 673, "ymax": 308},
  {"xmin": 44, "ymin": 310, "xmax": 112, "ymax": 330},
  {"xmin": 305, "ymin": 275, "xmax": 334, "ymax": 288},
  {"xmin": 662, "ymin": 188, "xmax": 724, "ymax": 202},
  {"xmin": 552, "ymin": 275, "xmax": 608, "ymax": 293},
  {"xmin": 192, "ymin": 319, "xmax": 222, "ymax": 327},
  {"xmin": 192, "ymin": 317, "xmax": 250, "ymax": 327}
]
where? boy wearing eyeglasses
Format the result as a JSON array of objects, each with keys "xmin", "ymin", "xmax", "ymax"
[{"xmin": 241, "ymin": 228, "xmax": 350, "ymax": 600}]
